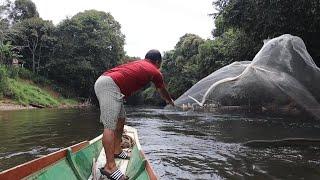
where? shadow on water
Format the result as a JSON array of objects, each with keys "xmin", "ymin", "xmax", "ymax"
[{"xmin": 1, "ymin": 106, "xmax": 320, "ymax": 179}]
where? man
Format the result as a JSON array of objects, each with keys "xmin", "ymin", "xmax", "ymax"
[{"xmin": 94, "ymin": 49, "xmax": 174, "ymax": 180}]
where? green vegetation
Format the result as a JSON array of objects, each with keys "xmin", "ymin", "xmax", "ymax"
[
  {"xmin": 0, "ymin": 0, "xmax": 124, "ymax": 106},
  {"xmin": 49, "ymin": 10, "xmax": 125, "ymax": 98},
  {"xmin": 7, "ymin": 78, "xmax": 59, "ymax": 106},
  {"xmin": 213, "ymin": 0, "xmax": 320, "ymax": 63},
  {"xmin": 0, "ymin": 66, "xmax": 9, "ymax": 97},
  {"xmin": 1, "ymin": 0, "xmax": 319, "ymax": 106},
  {"xmin": 143, "ymin": 0, "xmax": 320, "ymax": 105},
  {"xmin": 0, "ymin": 65, "xmax": 77, "ymax": 107}
]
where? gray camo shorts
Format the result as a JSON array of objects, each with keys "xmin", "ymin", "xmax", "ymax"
[{"xmin": 94, "ymin": 76, "xmax": 126, "ymax": 130}]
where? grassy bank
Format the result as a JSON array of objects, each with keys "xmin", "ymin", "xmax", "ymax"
[{"xmin": 0, "ymin": 65, "xmax": 78, "ymax": 108}]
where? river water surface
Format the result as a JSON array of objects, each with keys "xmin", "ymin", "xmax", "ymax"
[{"xmin": 0, "ymin": 107, "xmax": 320, "ymax": 179}]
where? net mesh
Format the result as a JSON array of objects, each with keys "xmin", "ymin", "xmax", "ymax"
[{"xmin": 174, "ymin": 34, "xmax": 320, "ymax": 118}]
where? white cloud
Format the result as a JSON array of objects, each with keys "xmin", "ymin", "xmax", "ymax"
[{"xmin": 31, "ymin": 0, "xmax": 215, "ymax": 58}]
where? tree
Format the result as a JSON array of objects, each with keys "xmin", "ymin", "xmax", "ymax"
[
  {"xmin": 0, "ymin": 0, "xmax": 10, "ymax": 45},
  {"xmin": 213, "ymin": 0, "xmax": 320, "ymax": 65},
  {"xmin": 9, "ymin": 0, "xmax": 39, "ymax": 23},
  {"xmin": 49, "ymin": 10, "xmax": 125, "ymax": 98},
  {"xmin": 143, "ymin": 34, "xmax": 206, "ymax": 101},
  {"xmin": 0, "ymin": 42, "xmax": 20, "ymax": 64},
  {"xmin": 9, "ymin": 17, "xmax": 55, "ymax": 73},
  {"xmin": 166, "ymin": 34, "xmax": 205, "ymax": 95}
]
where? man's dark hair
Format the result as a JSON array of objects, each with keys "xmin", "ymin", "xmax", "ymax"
[{"xmin": 145, "ymin": 49, "xmax": 162, "ymax": 63}]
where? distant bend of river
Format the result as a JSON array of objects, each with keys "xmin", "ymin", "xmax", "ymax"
[{"xmin": 0, "ymin": 107, "xmax": 320, "ymax": 179}]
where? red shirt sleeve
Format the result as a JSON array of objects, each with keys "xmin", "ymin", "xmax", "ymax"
[{"xmin": 152, "ymin": 72, "xmax": 165, "ymax": 89}]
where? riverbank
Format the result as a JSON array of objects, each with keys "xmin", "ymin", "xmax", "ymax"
[
  {"xmin": 0, "ymin": 99, "xmax": 92, "ymax": 111},
  {"xmin": 0, "ymin": 101, "xmax": 35, "ymax": 111}
]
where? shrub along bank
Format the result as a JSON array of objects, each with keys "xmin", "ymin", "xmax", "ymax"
[{"xmin": 0, "ymin": 65, "xmax": 78, "ymax": 108}]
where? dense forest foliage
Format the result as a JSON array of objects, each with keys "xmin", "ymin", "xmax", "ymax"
[
  {"xmin": 147, "ymin": 0, "xmax": 320, "ymax": 105},
  {"xmin": 0, "ymin": 0, "xmax": 125, "ymax": 103},
  {"xmin": 1, "ymin": 0, "xmax": 319, "ymax": 106}
]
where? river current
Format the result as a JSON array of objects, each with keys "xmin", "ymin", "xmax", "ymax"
[{"xmin": 0, "ymin": 107, "xmax": 320, "ymax": 179}]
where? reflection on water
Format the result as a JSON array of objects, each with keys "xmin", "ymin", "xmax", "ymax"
[
  {"xmin": 0, "ymin": 108, "xmax": 102, "ymax": 171},
  {"xmin": 1, "ymin": 107, "xmax": 320, "ymax": 179}
]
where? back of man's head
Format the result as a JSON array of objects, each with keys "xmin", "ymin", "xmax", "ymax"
[{"xmin": 145, "ymin": 49, "xmax": 162, "ymax": 63}]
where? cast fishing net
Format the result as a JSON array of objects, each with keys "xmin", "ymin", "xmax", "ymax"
[{"xmin": 174, "ymin": 34, "xmax": 320, "ymax": 118}]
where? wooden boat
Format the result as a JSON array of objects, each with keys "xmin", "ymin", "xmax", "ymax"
[{"xmin": 0, "ymin": 126, "xmax": 157, "ymax": 180}]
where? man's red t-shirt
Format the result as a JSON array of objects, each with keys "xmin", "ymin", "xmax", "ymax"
[{"xmin": 103, "ymin": 59, "xmax": 165, "ymax": 97}]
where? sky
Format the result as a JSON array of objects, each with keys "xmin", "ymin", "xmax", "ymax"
[{"xmin": 31, "ymin": 0, "xmax": 215, "ymax": 58}]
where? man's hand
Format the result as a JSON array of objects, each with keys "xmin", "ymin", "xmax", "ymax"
[
  {"xmin": 157, "ymin": 87, "xmax": 174, "ymax": 106},
  {"xmin": 166, "ymin": 99, "xmax": 175, "ymax": 106},
  {"xmin": 170, "ymin": 99, "xmax": 175, "ymax": 106}
]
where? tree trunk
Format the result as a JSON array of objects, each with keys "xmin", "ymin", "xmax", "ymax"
[
  {"xmin": 28, "ymin": 39, "xmax": 38, "ymax": 73},
  {"xmin": 32, "ymin": 52, "xmax": 35, "ymax": 73},
  {"xmin": 37, "ymin": 45, "xmax": 42, "ymax": 74}
]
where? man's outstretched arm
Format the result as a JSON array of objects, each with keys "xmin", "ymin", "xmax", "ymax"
[{"xmin": 157, "ymin": 87, "xmax": 174, "ymax": 106}]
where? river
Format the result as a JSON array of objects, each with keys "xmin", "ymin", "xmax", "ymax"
[{"xmin": 0, "ymin": 107, "xmax": 320, "ymax": 179}]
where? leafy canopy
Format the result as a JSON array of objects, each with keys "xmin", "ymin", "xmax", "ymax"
[{"xmin": 49, "ymin": 10, "xmax": 125, "ymax": 97}]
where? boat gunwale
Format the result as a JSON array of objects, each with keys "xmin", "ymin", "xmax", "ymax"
[
  {"xmin": 0, "ymin": 141, "xmax": 89, "ymax": 180},
  {"xmin": 1, "ymin": 126, "xmax": 158, "ymax": 180},
  {"xmin": 89, "ymin": 134, "xmax": 103, "ymax": 144},
  {"xmin": 124, "ymin": 125, "xmax": 158, "ymax": 179},
  {"xmin": 140, "ymin": 151, "xmax": 158, "ymax": 180}
]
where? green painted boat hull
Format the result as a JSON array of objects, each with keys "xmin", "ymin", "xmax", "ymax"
[
  {"xmin": 26, "ymin": 138, "xmax": 103, "ymax": 180},
  {"xmin": 1, "ymin": 126, "xmax": 157, "ymax": 180},
  {"xmin": 27, "ymin": 144, "xmax": 153, "ymax": 180},
  {"xmin": 126, "ymin": 145, "xmax": 149, "ymax": 180}
]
